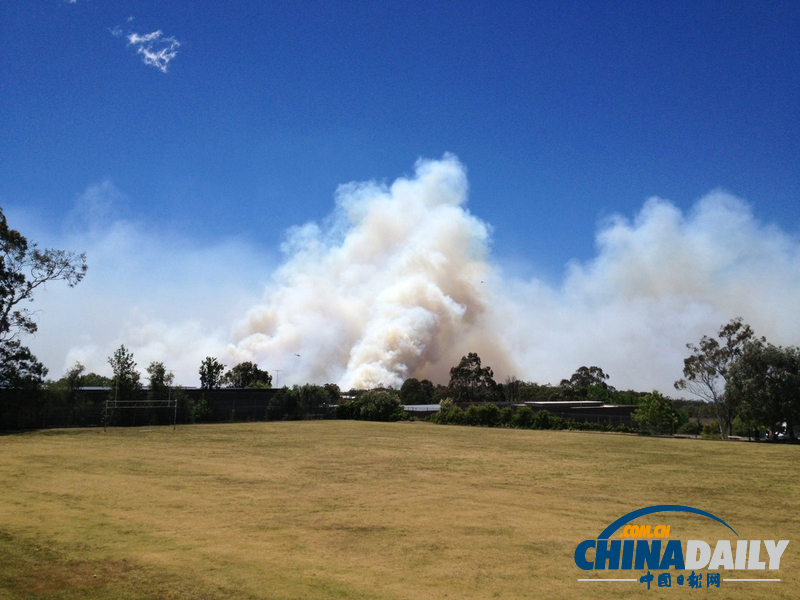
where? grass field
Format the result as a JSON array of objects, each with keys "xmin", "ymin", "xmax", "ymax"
[{"xmin": 0, "ymin": 421, "xmax": 797, "ymax": 599}]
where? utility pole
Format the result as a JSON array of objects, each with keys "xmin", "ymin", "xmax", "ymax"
[{"xmin": 167, "ymin": 370, "xmax": 176, "ymax": 430}]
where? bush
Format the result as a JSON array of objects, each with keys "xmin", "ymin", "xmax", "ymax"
[
  {"xmin": 430, "ymin": 404, "xmax": 465, "ymax": 425},
  {"xmin": 462, "ymin": 403, "xmax": 502, "ymax": 426},
  {"xmin": 359, "ymin": 390, "xmax": 403, "ymax": 421},
  {"xmin": 701, "ymin": 424, "xmax": 721, "ymax": 439},
  {"xmin": 677, "ymin": 421, "xmax": 702, "ymax": 435},
  {"xmin": 336, "ymin": 391, "xmax": 404, "ymax": 422},
  {"xmin": 463, "ymin": 405, "xmax": 480, "ymax": 426},
  {"xmin": 531, "ymin": 409, "xmax": 552, "ymax": 430},
  {"xmin": 510, "ymin": 406, "xmax": 534, "ymax": 428},
  {"xmin": 438, "ymin": 398, "xmax": 455, "ymax": 411},
  {"xmin": 477, "ymin": 403, "xmax": 501, "ymax": 427},
  {"xmin": 266, "ymin": 388, "xmax": 299, "ymax": 420},
  {"xmin": 428, "ymin": 403, "xmax": 637, "ymax": 435},
  {"xmin": 189, "ymin": 395, "xmax": 213, "ymax": 423},
  {"xmin": 335, "ymin": 400, "xmax": 361, "ymax": 420}
]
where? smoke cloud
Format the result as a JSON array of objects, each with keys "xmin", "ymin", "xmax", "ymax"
[
  {"xmin": 226, "ymin": 155, "xmax": 800, "ymax": 392},
  {"xmin": 20, "ymin": 156, "xmax": 800, "ymax": 393},
  {"xmin": 228, "ymin": 155, "xmax": 513, "ymax": 389}
]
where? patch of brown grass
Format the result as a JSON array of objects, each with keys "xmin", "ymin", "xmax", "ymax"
[{"xmin": 0, "ymin": 422, "xmax": 797, "ymax": 598}]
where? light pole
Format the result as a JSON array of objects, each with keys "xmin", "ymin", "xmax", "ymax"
[{"xmin": 167, "ymin": 370, "xmax": 176, "ymax": 430}]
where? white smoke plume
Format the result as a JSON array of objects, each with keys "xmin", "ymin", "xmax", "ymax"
[
  {"xmin": 228, "ymin": 155, "xmax": 514, "ymax": 389},
  {"xmin": 19, "ymin": 156, "xmax": 800, "ymax": 393},
  {"xmin": 226, "ymin": 155, "xmax": 800, "ymax": 392}
]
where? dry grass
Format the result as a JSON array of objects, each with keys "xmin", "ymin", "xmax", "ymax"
[{"xmin": 0, "ymin": 421, "xmax": 797, "ymax": 599}]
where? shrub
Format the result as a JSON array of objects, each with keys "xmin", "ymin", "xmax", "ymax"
[
  {"xmin": 677, "ymin": 421, "xmax": 702, "ymax": 435},
  {"xmin": 189, "ymin": 395, "xmax": 213, "ymax": 423},
  {"xmin": 266, "ymin": 388, "xmax": 300, "ymax": 420},
  {"xmin": 335, "ymin": 400, "xmax": 362, "ymax": 420},
  {"xmin": 701, "ymin": 424, "xmax": 721, "ymax": 439},
  {"xmin": 463, "ymin": 405, "xmax": 480, "ymax": 426},
  {"xmin": 531, "ymin": 409, "xmax": 552, "ymax": 430},
  {"xmin": 335, "ymin": 390, "xmax": 404, "ymax": 422},
  {"xmin": 511, "ymin": 406, "xmax": 534, "ymax": 429},
  {"xmin": 477, "ymin": 403, "xmax": 501, "ymax": 427},
  {"xmin": 438, "ymin": 398, "xmax": 456, "ymax": 412},
  {"xmin": 358, "ymin": 390, "xmax": 403, "ymax": 421},
  {"xmin": 430, "ymin": 405, "xmax": 465, "ymax": 425}
]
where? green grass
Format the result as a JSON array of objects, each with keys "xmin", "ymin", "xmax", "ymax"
[{"xmin": 0, "ymin": 421, "xmax": 797, "ymax": 598}]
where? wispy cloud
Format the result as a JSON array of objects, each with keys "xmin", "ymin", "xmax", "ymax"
[{"xmin": 111, "ymin": 26, "xmax": 180, "ymax": 73}]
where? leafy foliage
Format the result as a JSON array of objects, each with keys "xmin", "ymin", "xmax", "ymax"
[
  {"xmin": 199, "ymin": 357, "xmax": 226, "ymax": 390},
  {"xmin": 223, "ymin": 361, "xmax": 272, "ymax": 388},
  {"xmin": 266, "ymin": 384, "xmax": 333, "ymax": 420},
  {"xmin": 146, "ymin": 361, "xmax": 174, "ymax": 399},
  {"xmin": 337, "ymin": 390, "xmax": 405, "ymax": 422},
  {"xmin": 430, "ymin": 405, "xmax": 635, "ymax": 434},
  {"xmin": 108, "ymin": 345, "xmax": 142, "ymax": 402},
  {"xmin": 399, "ymin": 378, "xmax": 435, "ymax": 405},
  {"xmin": 560, "ymin": 366, "xmax": 613, "ymax": 399},
  {"xmin": 0, "ymin": 208, "xmax": 87, "ymax": 343},
  {"xmin": 632, "ymin": 391, "xmax": 683, "ymax": 434},
  {"xmin": 189, "ymin": 396, "xmax": 213, "ymax": 423},
  {"xmin": 0, "ymin": 208, "xmax": 87, "ymax": 389},
  {"xmin": 675, "ymin": 317, "xmax": 761, "ymax": 437},
  {"xmin": 448, "ymin": 352, "xmax": 498, "ymax": 402},
  {"xmin": 463, "ymin": 403, "xmax": 501, "ymax": 427},
  {"xmin": 726, "ymin": 341, "xmax": 800, "ymax": 439},
  {"xmin": 0, "ymin": 339, "xmax": 47, "ymax": 389}
]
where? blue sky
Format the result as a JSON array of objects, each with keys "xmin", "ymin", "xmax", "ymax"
[{"xmin": 2, "ymin": 1, "xmax": 799, "ymax": 390}]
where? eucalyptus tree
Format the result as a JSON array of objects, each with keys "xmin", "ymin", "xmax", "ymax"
[{"xmin": 675, "ymin": 318, "xmax": 761, "ymax": 437}]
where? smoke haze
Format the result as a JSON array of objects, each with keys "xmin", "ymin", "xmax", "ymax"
[{"xmin": 21, "ymin": 156, "xmax": 800, "ymax": 393}]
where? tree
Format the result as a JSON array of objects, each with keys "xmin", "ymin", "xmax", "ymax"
[
  {"xmin": 726, "ymin": 341, "xmax": 800, "ymax": 440},
  {"xmin": 0, "ymin": 207, "xmax": 87, "ymax": 388},
  {"xmin": 323, "ymin": 383, "xmax": 341, "ymax": 404},
  {"xmin": 47, "ymin": 362, "xmax": 105, "ymax": 426},
  {"xmin": 504, "ymin": 375, "xmax": 522, "ymax": 403},
  {"xmin": 146, "ymin": 361, "xmax": 174, "ymax": 399},
  {"xmin": 358, "ymin": 390, "xmax": 404, "ymax": 421},
  {"xmin": 560, "ymin": 366, "xmax": 611, "ymax": 399},
  {"xmin": 266, "ymin": 384, "xmax": 332, "ymax": 420},
  {"xmin": 632, "ymin": 391, "xmax": 681, "ymax": 434},
  {"xmin": 199, "ymin": 357, "xmax": 226, "ymax": 389},
  {"xmin": 0, "ymin": 339, "xmax": 47, "ymax": 389},
  {"xmin": 222, "ymin": 361, "xmax": 272, "ymax": 388},
  {"xmin": 80, "ymin": 371, "xmax": 112, "ymax": 387},
  {"xmin": 399, "ymin": 378, "xmax": 435, "ymax": 405},
  {"xmin": 108, "ymin": 345, "xmax": 142, "ymax": 403},
  {"xmin": 674, "ymin": 318, "xmax": 761, "ymax": 437},
  {"xmin": 448, "ymin": 352, "xmax": 498, "ymax": 402}
]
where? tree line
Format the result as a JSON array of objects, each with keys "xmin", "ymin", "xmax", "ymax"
[{"xmin": 1, "ymin": 207, "xmax": 798, "ymax": 439}]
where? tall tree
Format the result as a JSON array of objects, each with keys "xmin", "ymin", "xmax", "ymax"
[
  {"xmin": 560, "ymin": 366, "xmax": 612, "ymax": 399},
  {"xmin": 632, "ymin": 391, "xmax": 682, "ymax": 434},
  {"xmin": 503, "ymin": 376, "xmax": 522, "ymax": 403},
  {"xmin": 400, "ymin": 378, "xmax": 433, "ymax": 405},
  {"xmin": 0, "ymin": 207, "xmax": 87, "ymax": 388},
  {"xmin": 146, "ymin": 361, "xmax": 174, "ymax": 399},
  {"xmin": 674, "ymin": 318, "xmax": 761, "ymax": 437},
  {"xmin": 0, "ymin": 339, "xmax": 47, "ymax": 389},
  {"xmin": 223, "ymin": 361, "xmax": 272, "ymax": 388},
  {"xmin": 448, "ymin": 353, "xmax": 497, "ymax": 402},
  {"xmin": 108, "ymin": 345, "xmax": 142, "ymax": 402},
  {"xmin": 726, "ymin": 341, "xmax": 800, "ymax": 440},
  {"xmin": 199, "ymin": 357, "xmax": 226, "ymax": 389}
]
